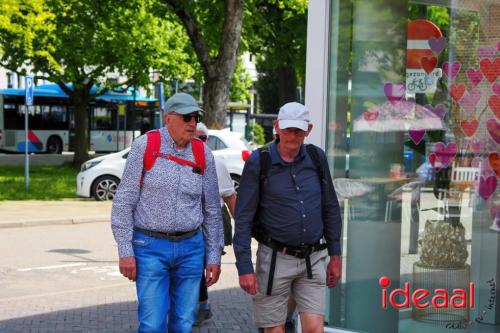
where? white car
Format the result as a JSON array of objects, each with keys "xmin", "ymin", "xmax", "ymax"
[{"xmin": 76, "ymin": 129, "xmax": 252, "ymax": 201}]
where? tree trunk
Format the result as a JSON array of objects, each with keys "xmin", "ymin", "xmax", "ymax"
[
  {"xmin": 165, "ymin": 0, "xmax": 244, "ymax": 128},
  {"xmin": 202, "ymin": 74, "xmax": 231, "ymax": 128},
  {"xmin": 72, "ymin": 90, "xmax": 90, "ymax": 166}
]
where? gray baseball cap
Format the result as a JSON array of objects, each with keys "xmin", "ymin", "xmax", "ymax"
[
  {"xmin": 165, "ymin": 93, "xmax": 203, "ymax": 114},
  {"xmin": 278, "ymin": 102, "xmax": 310, "ymax": 131}
]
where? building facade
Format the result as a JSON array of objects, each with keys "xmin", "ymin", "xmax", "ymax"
[{"xmin": 305, "ymin": 1, "xmax": 499, "ymax": 332}]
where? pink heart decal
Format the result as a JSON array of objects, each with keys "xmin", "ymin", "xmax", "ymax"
[
  {"xmin": 471, "ymin": 157, "xmax": 483, "ymax": 168},
  {"xmin": 434, "ymin": 142, "xmax": 457, "ymax": 168},
  {"xmin": 364, "ymin": 111, "xmax": 379, "ymax": 125},
  {"xmin": 384, "ymin": 83, "xmax": 405, "ymax": 105},
  {"xmin": 478, "ymin": 175, "xmax": 497, "ymax": 201},
  {"xmin": 488, "ymin": 151, "xmax": 500, "ymax": 177},
  {"xmin": 428, "ymin": 153, "xmax": 442, "ymax": 172},
  {"xmin": 425, "ymin": 104, "xmax": 446, "ymax": 119},
  {"xmin": 466, "ymin": 68, "xmax": 483, "ymax": 87},
  {"xmin": 477, "ymin": 46, "xmax": 496, "ymax": 59},
  {"xmin": 450, "ymin": 84, "xmax": 466, "ymax": 101},
  {"xmin": 421, "ymin": 56, "xmax": 438, "ymax": 74},
  {"xmin": 486, "ymin": 118, "xmax": 500, "ymax": 144},
  {"xmin": 443, "ymin": 61, "xmax": 461, "ymax": 81},
  {"xmin": 469, "ymin": 138, "xmax": 485, "ymax": 155},
  {"xmin": 428, "ymin": 36, "xmax": 446, "ymax": 55},
  {"xmin": 409, "ymin": 128, "xmax": 425, "ymax": 145},
  {"xmin": 493, "ymin": 83, "xmax": 500, "ymax": 96},
  {"xmin": 458, "ymin": 89, "xmax": 482, "ymax": 114}
]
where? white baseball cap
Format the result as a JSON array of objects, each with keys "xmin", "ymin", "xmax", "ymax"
[{"xmin": 278, "ymin": 102, "xmax": 310, "ymax": 131}]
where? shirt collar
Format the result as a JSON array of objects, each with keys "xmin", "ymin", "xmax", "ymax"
[{"xmin": 269, "ymin": 141, "xmax": 306, "ymax": 165}]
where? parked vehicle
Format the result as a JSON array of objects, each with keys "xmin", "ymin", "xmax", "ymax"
[{"xmin": 76, "ymin": 129, "xmax": 252, "ymax": 201}]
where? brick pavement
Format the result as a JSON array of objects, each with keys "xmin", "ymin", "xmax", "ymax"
[{"xmin": 0, "ymin": 283, "xmax": 258, "ymax": 333}]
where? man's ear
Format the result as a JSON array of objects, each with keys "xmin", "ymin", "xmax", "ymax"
[
  {"xmin": 164, "ymin": 113, "xmax": 171, "ymax": 126},
  {"xmin": 305, "ymin": 123, "xmax": 313, "ymax": 136},
  {"xmin": 273, "ymin": 120, "xmax": 280, "ymax": 133}
]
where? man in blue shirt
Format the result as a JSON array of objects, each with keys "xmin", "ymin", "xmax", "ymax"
[{"xmin": 233, "ymin": 102, "xmax": 342, "ymax": 333}]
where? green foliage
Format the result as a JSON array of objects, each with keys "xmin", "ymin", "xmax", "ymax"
[
  {"xmin": 248, "ymin": 122, "xmax": 266, "ymax": 145},
  {"xmin": 0, "ymin": 164, "xmax": 79, "ymax": 200},
  {"xmin": 230, "ymin": 56, "xmax": 253, "ymax": 103},
  {"xmin": 243, "ymin": 0, "xmax": 307, "ymax": 84}
]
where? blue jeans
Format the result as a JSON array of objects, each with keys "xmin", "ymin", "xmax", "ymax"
[{"xmin": 133, "ymin": 229, "xmax": 205, "ymax": 333}]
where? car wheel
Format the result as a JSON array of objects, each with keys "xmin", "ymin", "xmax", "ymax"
[
  {"xmin": 46, "ymin": 136, "xmax": 63, "ymax": 154},
  {"xmin": 231, "ymin": 174, "xmax": 241, "ymax": 192},
  {"xmin": 92, "ymin": 175, "xmax": 120, "ymax": 201}
]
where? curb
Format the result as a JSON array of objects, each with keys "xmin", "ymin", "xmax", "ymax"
[{"xmin": 0, "ymin": 216, "xmax": 110, "ymax": 229}]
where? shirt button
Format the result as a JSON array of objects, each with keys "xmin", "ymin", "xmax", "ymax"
[
  {"xmin": 296, "ymin": 186, "xmax": 300, "ymax": 190},
  {"xmin": 301, "ymin": 242, "xmax": 305, "ymax": 245},
  {"xmin": 293, "ymin": 174, "xmax": 296, "ymax": 178},
  {"xmin": 303, "ymin": 228, "xmax": 306, "ymax": 232},
  {"xmin": 302, "ymin": 214, "xmax": 306, "ymax": 218},
  {"xmin": 300, "ymin": 200, "xmax": 304, "ymax": 204}
]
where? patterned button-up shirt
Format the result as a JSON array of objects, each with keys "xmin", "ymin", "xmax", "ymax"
[{"xmin": 111, "ymin": 127, "xmax": 224, "ymax": 265}]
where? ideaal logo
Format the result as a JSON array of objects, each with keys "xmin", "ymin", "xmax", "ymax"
[{"xmin": 379, "ymin": 276, "xmax": 475, "ymax": 310}]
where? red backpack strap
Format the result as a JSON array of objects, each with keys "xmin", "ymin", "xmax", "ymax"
[
  {"xmin": 144, "ymin": 130, "xmax": 161, "ymax": 171},
  {"xmin": 191, "ymin": 138, "xmax": 206, "ymax": 175}
]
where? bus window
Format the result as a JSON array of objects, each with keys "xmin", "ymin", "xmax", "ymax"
[
  {"xmin": 50, "ymin": 105, "xmax": 68, "ymax": 130},
  {"xmin": 91, "ymin": 107, "xmax": 115, "ymax": 130},
  {"xmin": 4, "ymin": 104, "xmax": 19, "ymax": 129}
]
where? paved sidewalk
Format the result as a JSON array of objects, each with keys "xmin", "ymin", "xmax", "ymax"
[
  {"xmin": 0, "ymin": 199, "xmax": 112, "ymax": 228},
  {"xmin": 0, "ymin": 200, "xmax": 260, "ymax": 332}
]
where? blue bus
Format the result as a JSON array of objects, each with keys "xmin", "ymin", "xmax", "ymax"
[{"xmin": 0, "ymin": 83, "xmax": 160, "ymax": 153}]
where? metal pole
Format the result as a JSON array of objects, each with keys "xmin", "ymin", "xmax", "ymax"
[{"xmin": 24, "ymin": 105, "xmax": 29, "ymax": 191}]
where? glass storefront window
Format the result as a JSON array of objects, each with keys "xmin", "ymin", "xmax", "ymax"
[{"xmin": 321, "ymin": 1, "xmax": 500, "ymax": 332}]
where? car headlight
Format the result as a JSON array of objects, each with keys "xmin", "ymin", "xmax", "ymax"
[{"xmin": 81, "ymin": 160, "xmax": 102, "ymax": 172}]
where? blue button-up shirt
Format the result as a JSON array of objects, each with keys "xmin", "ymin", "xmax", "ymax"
[
  {"xmin": 233, "ymin": 142, "xmax": 342, "ymax": 275},
  {"xmin": 111, "ymin": 127, "xmax": 224, "ymax": 265}
]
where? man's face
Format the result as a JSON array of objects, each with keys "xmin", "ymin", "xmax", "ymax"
[
  {"xmin": 165, "ymin": 112, "xmax": 200, "ymax": 143},
  {"xmin": 274, "ymin": 120, "xmax": 313, "ymax": 151}
]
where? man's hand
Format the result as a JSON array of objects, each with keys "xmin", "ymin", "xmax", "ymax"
[
  {"xmin": 119, "ymin": 256, "xmax": 136, "ymax": 282},
  {"xmin": 326, "ymin": 255, "xmax": 341, "ymax": 288},
  {"xmin": 239, "ymin": 273, "xmax": 258, "ymax": 295},
  {"xmin": 205, "ymin": 264, "xmax": 221, "ymax": 287}
]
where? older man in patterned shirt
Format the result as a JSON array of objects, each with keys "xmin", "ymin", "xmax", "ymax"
[{"xmin": 111, "ymin": 93, "xmax": 224, "ymax": 333}]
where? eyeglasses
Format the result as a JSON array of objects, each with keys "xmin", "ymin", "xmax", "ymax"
[
  {"xmin": 198, "ymin": 135, "xmax": 208, "ymax": 142},
  {"xmin": 172, "ymin": 113, "xmax": 203, "ymax": 123}
]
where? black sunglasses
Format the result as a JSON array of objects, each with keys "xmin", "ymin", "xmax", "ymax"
[
  {"xmin": 198, "ymin": 135, "xmax": 208, "ymax": 142},
  {"xmin": 172, "ymin": 113, "xmax": 202, "ymax": 123}
]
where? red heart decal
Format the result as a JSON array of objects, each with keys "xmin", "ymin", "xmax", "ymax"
[
  {"xmin": 460, "ymin": 119, "xmax": 479, "ymax": 137},
  {"xmin": 428, "ymin": 153, "xmax": 441, "ymax": 172},
  {"xmin": 421, "ymin": 56, "xmax": 438, "ymax": 74},
  {"xmin": 480, "ymin": 58, "xmax": 500, "ymax": 83},
  {"xmin": 363, "ymin": 111, "xmax": 379, "ymax": 126},
  {"xmin": 489, "ymin": 95, "xmax": 500, "ymax": 119},
  {"xmin": 450, "ymin": 84, "xmax": 466, "ymax": 101},
  {"xmin": 489, "ymin": 152, "xmax": 500, "ymax": 177}
]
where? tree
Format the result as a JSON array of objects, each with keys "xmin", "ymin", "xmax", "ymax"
[
  {"xmin": 0, "ymin": 0, "xmax": 193, "ymax": 165},
  {"xmin": 244, "ymin": 0, "xmax": 308, "ymax": 112},
  {"xmin": 162, "ymin": 0, "xmax": 245, "ymax": 128}
]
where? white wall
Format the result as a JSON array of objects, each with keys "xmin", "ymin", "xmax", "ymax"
[{"xmin": 304, "ymin": 0, "xmax": 330, "ymax": 149}]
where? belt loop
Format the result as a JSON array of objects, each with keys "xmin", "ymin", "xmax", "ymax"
[
  {"xmin": 267, "ymin": 249, "xmax": 278, "ymax": 296},
  {"xmin": 305, "ymin": 255, "xmax": 313, "ymax": 279}
]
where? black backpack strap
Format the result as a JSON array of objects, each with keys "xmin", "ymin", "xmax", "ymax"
[
  {"xmin": 259, "ymin": 147, "xmax": 272, "ymax": 186},
  {"xmin": 251, "ymin": 147, "xmax": 271, "ymax": 243},
  {"xmin": 306, "ymin": 144, "xmax": 325, "ymax": 182}
]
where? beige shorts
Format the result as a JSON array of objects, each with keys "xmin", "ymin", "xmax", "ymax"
[{"xmin": 253, "ymin": 243, "xmax": 327, "ymax": 328}]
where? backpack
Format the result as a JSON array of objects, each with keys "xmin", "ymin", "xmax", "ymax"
[
  {"xmin": 141, "ymin": 130, "xmax": 206, "ymax": 184},
  {"xmin": 251, "ymin": 144, "xmax": 326, "ymax": 242}
]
